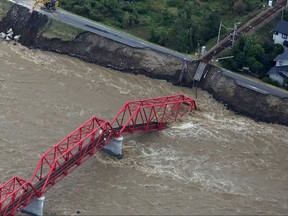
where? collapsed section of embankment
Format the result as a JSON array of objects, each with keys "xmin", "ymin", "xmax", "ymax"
[
  {"xmin": 201, "ymin": 66, "xmax": 288, "ymax": 125},
  {"xmin": 0, "ymin": 4, "xmax": 198, "ymax": 84},
  {"xmin": 1, "ymin": 4, "xmax": 287, "ymax": 125}
]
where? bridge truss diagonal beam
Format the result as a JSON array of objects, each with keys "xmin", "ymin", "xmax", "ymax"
[
  {"xmin": 0, "ymin": 94, "xmax": 197, "ymax": 216},
  {"xmin": 110, "ymin": 94, "xmax": 197, "ymax": 135}
]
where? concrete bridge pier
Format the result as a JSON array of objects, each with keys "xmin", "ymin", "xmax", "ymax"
[
  {"xmin": 102, "ymin": 136, "xmax": 123, "ymax": 159},
  {"xmin": 21, "ymin": 196, "xmax": 45, "ymax": 216}
]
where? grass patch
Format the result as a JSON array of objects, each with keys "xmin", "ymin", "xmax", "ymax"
[
  {"xmin": 0, "ymin": 0, "xmax": 13, "ymax": 20},
  {"xmin": 125, "ymin": 25, "xmax": 151, "ymax": 40},
  {"xmin": 42, "ymin": 18, "xmax": 83, "ymax": 41}
]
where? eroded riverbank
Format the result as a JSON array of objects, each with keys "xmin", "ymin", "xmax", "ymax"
[{"xmin": 1, "ymin": 4, "xmax": 287, "ymax": 125}]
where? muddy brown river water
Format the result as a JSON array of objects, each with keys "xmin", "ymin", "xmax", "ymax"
[{"xmin": 0, "ymin": 41, "xmax": 288, "ymax": 215}]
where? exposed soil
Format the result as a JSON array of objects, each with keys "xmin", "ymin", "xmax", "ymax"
[{"xmin": 1, "ymin": 4, "xmax": 287, "ymax": 125}]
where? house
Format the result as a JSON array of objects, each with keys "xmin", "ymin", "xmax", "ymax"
[
  {"xmin": 268, "ymin": 48, "xmax": 288, "ymax": 86},
  {"xmin": 273, "ymin": 20, "xmax": 288, "ymax": 47}
]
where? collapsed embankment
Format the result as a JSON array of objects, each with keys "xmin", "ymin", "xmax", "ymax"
[
  {"xmin": 200, "ymin": 66, "xmax": 288, "ymax": 125},
  {"xmin": 0, "ymin": 4, "xmax": 198, "ymax": 84},
  {"xmin": 1, "ymin": 4, "xmax": 288, "ymax": 125}
]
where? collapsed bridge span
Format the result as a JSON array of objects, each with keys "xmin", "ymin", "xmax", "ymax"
[{"xmin": 0, "ymin": 94, "xmax": 197, "ymax": 216}]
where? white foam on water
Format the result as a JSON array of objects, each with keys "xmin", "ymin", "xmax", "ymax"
[
  {"xmin": 171, "ymin": 122, "xmax": 194, "ymax": 130},
  {"xmin": 162, "ymin": 120, "xmax": 231, "ymax": 143},
  {"xmin": 96, "ymin": 144, "xmax": 252, "ymax": 196}
]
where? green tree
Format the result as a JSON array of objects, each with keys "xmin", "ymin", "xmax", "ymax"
[
  {"xmin": 150, "ymin": 27, "xmax": 169, "ymax": 46},
  {"xmin": 221, "ymin": 35, "xmax": 270, "ymax": 76}
]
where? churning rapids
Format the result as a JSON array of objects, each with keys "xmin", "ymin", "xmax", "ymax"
[{"xmin": 0, "ymin": 41, "xmax": 287, "ymax": 215}]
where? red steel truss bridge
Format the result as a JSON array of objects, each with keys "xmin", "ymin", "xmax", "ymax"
[{"xmin": 0, "ymin": 94, "xmax": 197, "ymax": 216}]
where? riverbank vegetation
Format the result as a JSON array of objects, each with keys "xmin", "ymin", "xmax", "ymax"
[
  {"xmin": 59, "ymin": 0, "xmax": 265, "ymax": 54},
  {"xmin": 0, "ymin": 0, "xmax": 12, "ymax": 19},
  {"xmin": 42, "ymin": 19, "xmax": 84, "ymax": 40}
]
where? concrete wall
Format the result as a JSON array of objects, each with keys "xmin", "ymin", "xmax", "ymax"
[
  {"xmin": 269, "ymin": 73, "xmax": 284, "ymax": 85},
  {"xmin": 276, "ymin": 59, "xmax": 288, "ymax": 66},
  {"xmin": 273, "ymin": 33, "xmax": 288, "ymax": 46}
]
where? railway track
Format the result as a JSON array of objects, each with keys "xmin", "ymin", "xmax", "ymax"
[{"xmin": 200, "ymin": 0, "xmax": 287, "ymax": 62}]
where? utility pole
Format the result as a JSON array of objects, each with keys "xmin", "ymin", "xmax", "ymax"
[
  {"xmin": 217, "ymin": 21, "xmax": 233, "ymax": 44},
  {"xmin": 231, "ymin": 22, "xmax": 238, "ymax": 47},
  {"xmin": 217, "ymin": 20, "xmax": 222, "ymax": 44},
  {"xmin": 217, "ymin": 21, "xmax": 239, "ymax": 47}
]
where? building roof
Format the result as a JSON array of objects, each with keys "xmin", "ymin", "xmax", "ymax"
[
  {"xmin": 268, "ymin": 65, "xmax": 288, "ymax": 77},
  {"xmin": 279, "ymin": 71, "xmax": 288, "ymax": 79},
  {"xmin": 274, "ymin": 20, "xmax": 288, "ymax": 35},
  {"xmin": 275, "ymin": 48, "xmax": 288, "ymax": 61}
]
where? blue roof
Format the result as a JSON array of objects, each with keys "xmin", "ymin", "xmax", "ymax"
[{"xmin": 274, "ymin": 20, "xmax": 288, "ymax": 35}]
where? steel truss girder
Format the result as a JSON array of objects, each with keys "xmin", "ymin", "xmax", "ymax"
[
  {"xmin": 0, "ymin": 94, "xmax": 196, "ymax": 216},
  {"xmin": 110, "ymin": 94, "xmax": 197, "ymax": 135}
]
